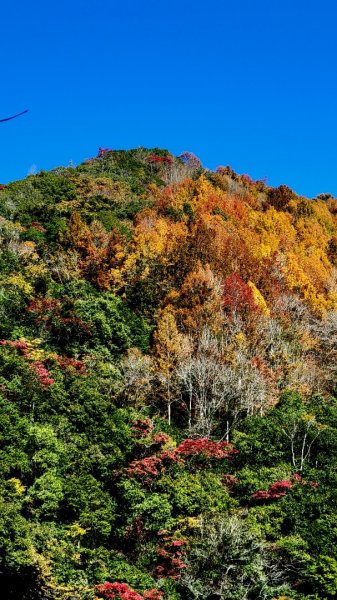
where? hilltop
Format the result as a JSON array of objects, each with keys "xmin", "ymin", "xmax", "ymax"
[{"xmin": 2, "ymin": 148, "xmax": 337, "ymax": 599}]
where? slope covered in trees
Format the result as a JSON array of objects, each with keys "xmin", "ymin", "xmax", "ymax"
[{"xmin": 2, "ymin": 147, "xmax": 337, "ymax": 599}]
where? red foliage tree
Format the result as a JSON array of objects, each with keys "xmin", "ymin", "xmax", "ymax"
[
  {"xmin": 252, "ymin": 474, "xmax": 318, "ymax": 502},
  {"xmin": 126, "ymin": 456, "xmax": 163, "ymax": 479},
  {"xmin": 97, "ymin": 147, "xmax": 111, "ymax": 158},
  {"xmin": 147, "ymin": 155, "xmax": 173, "ymax": 165},
  {"xmin": 143, "ymin": 591, "xmax": 164, "ymax": 600},
  {"xmin": 30, "ymin": 361, "xmax": 55, "ymax": 386},
  {"xmin": 252, "ymin": 479, "xmax": 293, "ymax": 501},
  {"xmin": 175, "ymin": 437, "xmax": 237, "ymax": 460},
  {"xmin": 0, "ymin": 340, "xmax": 55, "ymax": 386},
  {"xmin": 125, "ymin": 436, "xmax": 238, "ymax": 481},
  {"xmin": 222, "ymin": 273, "xmax": 257, "ymax": 318},
  {"xmin": 152, "ymin": 432, "xmax": 171, "ymax": 445},
  {"xmin": 95, "ymin": 582, "xmax": 163, "ymax": 600},
  {"xmin": 27, "ymin": 297, "xmax": 92, "ymax": 337},
  {"xmin": 27, "ymin": 298, "xmax": 62, "ymax": 324},
  {"xmin": 154, "ymin": 531, "xmax": 187, "ymax": 579},
  {"xmin": 0, "ymin": 340, "xmax": 29, "ymax": 351},
  {"xmin": 52, "ymin": 354, "xmax": 87, "ymax": 375},
  {"xmin": 131, "ymin": 418, "xmax": 154, "ymax": 438}
]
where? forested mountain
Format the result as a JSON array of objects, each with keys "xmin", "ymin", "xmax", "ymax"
[{"xmin": 2, "ymin": 147, "xmax": 337, "ymax": 599}]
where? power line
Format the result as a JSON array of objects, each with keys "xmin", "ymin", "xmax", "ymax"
[{"xmin": 0, "ymin": 109, "xmax": 28, "ymax": 123}]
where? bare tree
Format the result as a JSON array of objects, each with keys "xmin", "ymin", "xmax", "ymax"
[
  {"xmin": 120, "ymin": 348, "xmax": 154, "ymax": 408},
  {"xmin": 179, "ymin": 513, "xmax": 289, "ymax": 600},
  {"xmin": 280, "ymin": 412, "xmax": 325, "ymax": 472},
  {"xmin": 176, "ymin": 328, "xmax": 268, "ymax": 439}
]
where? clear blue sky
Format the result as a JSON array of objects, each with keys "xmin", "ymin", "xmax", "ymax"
[{"xmin": 1, "ymin": 0, "xmax": 337, "ymax": 197}]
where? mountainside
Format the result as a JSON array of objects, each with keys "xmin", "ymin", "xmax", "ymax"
[{"xmin": 2, "ymin": 147, "xmax": 337, "ymax": 599}]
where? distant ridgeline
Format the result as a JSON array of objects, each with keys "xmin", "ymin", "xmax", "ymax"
[{"xmin": 1, "ymin": 147, "xmax": 337, "ymax": 599}]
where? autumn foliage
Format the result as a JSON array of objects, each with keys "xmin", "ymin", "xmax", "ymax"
[
  {"xmin": 154, "ymin": 531, "xmax": 187, "ymax": 579},
  {"xmin": 175, "ymin": 438, "xmax": 237, "ymax": 460},
  {"xmin": 2, "ymin": 147, "xmax": 337, "ymax": 600},
  {"xmin": 95, "ymin": 582, "xmax": 163, "ymax": 600}
]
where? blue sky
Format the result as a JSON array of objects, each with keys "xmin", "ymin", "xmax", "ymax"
[{"xmin": 1, "ymin": 0, "xmax": 337, "ymax": 197}]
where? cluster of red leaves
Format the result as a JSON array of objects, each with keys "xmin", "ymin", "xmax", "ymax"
[
  {"xmin": 143, "ymin": 592, "xmax": 163, "ymax": 600},
  {"xmin": 0, "ymin": 340, "xmax": 55, "ymax": 387},
  {"xmin": 292, "ymin": 473, "xmax": 318, "ymax": 488},
  {"xmin": 216, "ymin": 165, "xmax": 235, "ymax": 177},
  {"xmin": 222, "ymin": 473, "xmax": 239, "ymax": 488},
  {"xmin": 27, "ymin": 298, "xmax": 92, "ymax": 336},
  {"xmin": 252, "ymin": 474, "xmax": 318, "ymax": 502},
  {"xmin": 2, "ymin": 338, "xmax": 87, "ymax": 383},
  {"xmin": 239, "ymin": 173, "xmax": 267, "ymax": 192},
  {"xmin": 59, "ymin": 315, "xmax": 90, "ymax": 331},
  {"xmin": 53, "ymin": 354, "xmax": 87, "ymax": 375},
  {"xmin": 30, "ymin": 221, "xmax": 46, "ymax": 232},
  {"xmin": 124, "ymin": 515, "xmax": 145, "ymax": 541},
  {"xmin": 126, "ymin": 456, "xmax": 162, "ymax": 479},
  {"xmin": 30, "ymin": 361, "xmax": 55, "ymax": 386},
  {"xmin": 131, "ymin": 420, "xmax": 172, "ymax": 448},
  {"xmin": 154, "ymin": 531, "xmax": 187, "ymax": 579},
  {"xmin": 95, "ymin": 582, "xmax": 163, "ymax": 600},
  {"xmin": 1, "ymin": 335, "xmax": 87, "ymax": 379},
  {"xmin": 175, "ymin": 438, "xmax": 238, "ymax": 460},
  {"xmin": 251, "ymin": 356, "xmax": 278, "ymax": 383},
  {"xmin": 222, "ymin": 273, "xmax": 257, "ymax": 315},
  {"xmin": 159, "ymin": 449, "xmax": 184, "ymax": 464},
  {"xmin": 252, "ymin": 480, "xmax": 292, "ymax": 501},
  {"xmin": 147, "ymin": 155, "xmax": 173, "ymax": 165},
  {"xmin": 27, "ymin": 298, "xmax": 61, "ymax": 322},
  {"xmin": 1, "ymin": 340, "xmax": 29, "ymax": 351},
  {"xmin": 97, "ymin": 147, "xmax": 111, "ymax": 158},
  {"xmin": 131, "ymin": 418, "xmax": 154, "ymax": 438},
  {"xmin": 126, "ymin": 436, "xmax": 237, "ymax": 482},
  {"xmin": 240, "ymin": 174, "xmax": 255, "ymax": 188},
  {"xmin": 152, "ymin": 432, "xmax": 171, "ymax": 445}
]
